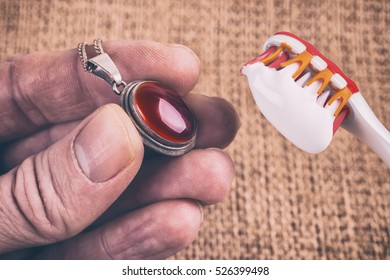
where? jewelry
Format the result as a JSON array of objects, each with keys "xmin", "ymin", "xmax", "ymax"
[{"xmin": 78, "ymin": 39, "xmax": 197, "ymax": 156}]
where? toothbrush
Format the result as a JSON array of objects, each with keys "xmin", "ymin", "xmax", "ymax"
[{"xmin": 241, "ymin": 31, "xmax": 390, "ymax": 168}]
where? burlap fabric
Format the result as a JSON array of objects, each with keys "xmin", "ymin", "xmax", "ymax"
[{"xmin": 0, "ymin": 0, "xmax": 389, "ymax": 259}]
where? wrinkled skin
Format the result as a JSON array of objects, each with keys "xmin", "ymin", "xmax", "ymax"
[{"xmin": 0, "ymin": 41, "xmax": 240, "ymax": 259}]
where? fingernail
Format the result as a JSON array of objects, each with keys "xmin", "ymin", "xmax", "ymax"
[
  {"xmin": 196, "ymin": 201, "xmax": 204, "ymax": 223},
  {"xmin": 74, "ymin": 105, "xmax": 135, "ymax": 182}
]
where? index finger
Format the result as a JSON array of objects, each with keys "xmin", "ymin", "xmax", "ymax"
[{"xmin": 0, "ymin": 40, "xmax": 200, "ymax": 142}]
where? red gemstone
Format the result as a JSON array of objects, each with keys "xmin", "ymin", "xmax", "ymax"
[{"xmin": 134, "ymin": 82, "xmax": 196, "ymax": 143}]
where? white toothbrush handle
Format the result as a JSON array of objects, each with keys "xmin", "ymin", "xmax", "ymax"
[{"xmin": 342, "ymin": 92, "xmax": 390, "ymax": 168}]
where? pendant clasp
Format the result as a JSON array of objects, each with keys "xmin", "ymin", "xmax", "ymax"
[{"xmin": 87, "ymin": 53, "xmax": 126, "ymax": 95}]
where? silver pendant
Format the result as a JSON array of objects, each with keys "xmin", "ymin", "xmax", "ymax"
[{"xmin": 78, "ymin": 40, "xmax": 197, "ymax": 156}]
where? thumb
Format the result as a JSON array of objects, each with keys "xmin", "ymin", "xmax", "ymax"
[{"xmin": 0, "ymin": 104, "xmax": 143, "ymax": 254}]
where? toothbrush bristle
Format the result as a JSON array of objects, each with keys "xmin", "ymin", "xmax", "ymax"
[
  {"xmin": 333, "ymin": 106, "xmax": 349, "ymax": 134},
  {"xmin": 268, "ymin": 52, "xmax": 289, "ymax": 69},
  {"xmin": 280, "ymin": 50, "xmax": 312, "ymax": 79},
  {"xmin": 275, "ymin": 31, "xmax": 359, "ymax": 94},
  {"xmin": 258, "ymin": 46, "xmax": 278, "ymax": 61},
  {"xmin": 316, "ymin": 89, "xmax": 331, "ymax": 107},
  {"xmin": 295, "ymin": 71, "xmax": 312, "ymax": 87},
  {"xmin": 242, "ymin": 31, "xmax": 360, "ymax": 135},
  {"xmin": 240, "ymin": 46, "xmax": 277, "ymax": 70}
]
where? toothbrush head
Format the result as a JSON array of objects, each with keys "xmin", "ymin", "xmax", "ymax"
[{"xmin": 241, "ymin": 31, "xmax": 359, "ymax": 154}]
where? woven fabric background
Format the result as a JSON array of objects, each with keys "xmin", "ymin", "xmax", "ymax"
[{"xmin": 1, "ymin": 0, "xmax": 389, "ymax": 259}]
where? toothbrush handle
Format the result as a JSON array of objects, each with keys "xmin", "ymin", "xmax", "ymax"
[{"xmin": 342, "ymin": 92, "xmax": 390, "ymax": 169}]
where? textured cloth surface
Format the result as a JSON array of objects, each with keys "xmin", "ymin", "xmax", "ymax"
[{"xmin": 0, "ymin": 0, "xmax": 389, "ymax": 259}]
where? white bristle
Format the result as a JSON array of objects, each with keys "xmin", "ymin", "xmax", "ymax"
[
  {"xmin": 295, "ymin": 71, "xmax": 312, "ymax": 87},
  {"xmin": 331, "ymin": 73, "xmax": 347, "ymax": 89},
  {"xmin": 310, "ymin": 55, "xmax": 327, "ymax": 71},
  {"xmin": 264, "ymin": 34, "xmax": 306, "ymax": 54},
  {"xmin": 317, "ymin": 89, "xmax": 331, "ymax": 107}
]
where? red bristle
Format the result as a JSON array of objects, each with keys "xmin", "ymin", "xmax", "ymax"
[
  {"xmin": 268, "ymin": 52, "xmax": 289, "ymax": 69},
  {"xmin": 333, "ymin": 106, "xmax": 349, "ymax": 134},
  {"xmin": 241, "ymin": 46, "xmax": 278, "ymax": 69}
]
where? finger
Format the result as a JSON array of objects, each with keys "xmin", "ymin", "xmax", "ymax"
[
  {"xmin": 1, "ymin": 94, "xmax": 240, "ymax": 171},
  {"xmin": 94, "ymin": 148, "xmax": 234, "ymax": 226},
  {"xmin": 185, "ymin": 94, "xmax": 240, "ymax": 149},
  {"xmin": 34, "ymin": 200, "xmax": 203, "ymax": 259},
  {"xmin": 0, "ymin": 40, "xmax": 200, "ymax": 142},
  {"xmin": 0, "ymin": 121, "xmax": 79, "ymax": 171},
  {"xmin": 0, "ymin": 104, "xmax": 143, "ymax": 254}
]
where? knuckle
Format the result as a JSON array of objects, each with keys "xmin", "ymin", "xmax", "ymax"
[
  {"xmin": 7, "ymin": 58, "xmax": 48, "ymax": 127},
  {"xmin": 114, "ymin": 201, "xmax": 201, "ymax": 260},
  {"xmin": 10, "ymin": 154, "xmax": 76, "ymax": 243}
]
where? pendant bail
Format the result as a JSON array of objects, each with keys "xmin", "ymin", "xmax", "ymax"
[{"xmin": 86, "ymin": 53, "xmax": 123, "ymax": 88}]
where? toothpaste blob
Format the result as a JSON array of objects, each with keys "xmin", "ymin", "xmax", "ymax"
[
  {"xmin": 242, "ymin": 61, "xmax": 334, "ymax": 153},
  {"xmin": 241, "ymin": 32, "xmax": 354, "ymax": 154}
]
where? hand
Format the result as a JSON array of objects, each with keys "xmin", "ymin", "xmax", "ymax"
[{"xmin": 0, "ymin": 41, "xmax": 239, "ymax": 259}]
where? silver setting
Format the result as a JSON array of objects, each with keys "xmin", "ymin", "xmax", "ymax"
[{"xmin": 121, "ymin": 81, "xmax": 197, "ymax": 156}]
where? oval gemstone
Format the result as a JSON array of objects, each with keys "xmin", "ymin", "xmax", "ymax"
[{"xmin": 134, "ymin": 81, "xmax": 196, "ymax": 143}]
